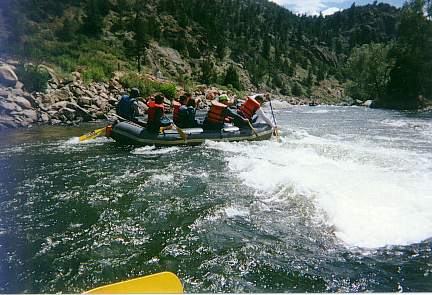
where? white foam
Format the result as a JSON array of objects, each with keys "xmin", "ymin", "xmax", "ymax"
[
  {"xmin": 224, "ymin": 205, "xmax": 250, "ymax": 218},
  {"xmin": 206, "ymin": 132, "xmax": 432, "ymax": 249},
  {"xmin": 149, "ymin": 173, "xmax": 174, "ymax": 183},
  {"xmin": 262, "ymin": 100, "xmax": 291, "ymax": 109},
  {"xmin": 132, "ymin": 146, "xmax": 180, "ymax": 155}
]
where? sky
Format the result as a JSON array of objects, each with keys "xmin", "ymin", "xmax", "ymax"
[{"xmin": 270, "ymin": 0, "xmax": 405, "ymax": 16}]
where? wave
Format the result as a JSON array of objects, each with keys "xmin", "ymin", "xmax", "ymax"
[{"xmin": 205, "ymin": 130, "xmax": 432, "ymax": 249}]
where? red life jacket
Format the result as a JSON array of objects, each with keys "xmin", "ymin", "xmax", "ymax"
[
  {"xmin": 207, "ymin": 101, "xmax": 228, "ymax": 124},
  {"xmin": 172, "ymin": 100, "xmax": 181, "ymax": 123},
  {"xmin": 239, "ymin": 97, "xmax": 260, "ymax": 119},
  {"xmin": 147, "ymin": 101, "xmax": 165, "ymax": 124}
]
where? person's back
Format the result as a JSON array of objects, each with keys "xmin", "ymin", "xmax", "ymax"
[
  {"xmin": 203, "ymin": 100, "xmax": 228, "ymax": 130},
  {"xmin": 146, "ymin": 94, "xmax": 167, "ymax": 133},
  {"xmin": 178, "ymin": 99, "xmax": 199, "ymax": 128},
  {"xmin": 172, "ymin": 95, "xmax": 188, "ymax": 125},
  {"xmin": 116, "ymin": 88, "xmax": 140, "ymax": 120},
  {"xmin": 238, "ymin": 96, "xmax": 261, "ymax": 120}
]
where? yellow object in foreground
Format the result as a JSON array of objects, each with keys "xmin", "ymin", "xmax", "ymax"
[
  {"xmin": 84, "ymin": 272, "xmax": 184, "ymax": 294},
  {"xmin": 79, "ymin": 127, "xmax": 106, "ymax": 142}
]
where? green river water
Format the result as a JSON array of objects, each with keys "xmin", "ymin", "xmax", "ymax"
[{"xmin": 1, "ymin": 105, "xmax": 432, "ymax": 293}]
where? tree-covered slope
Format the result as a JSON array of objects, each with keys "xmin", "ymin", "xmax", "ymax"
[{"xmin": 0, "ymin": 0, "xmax": 430, "ymax": 108}]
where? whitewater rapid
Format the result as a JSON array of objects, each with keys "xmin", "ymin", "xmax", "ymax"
[{"xmin": 206, "ymin": 106, "xmax": 432, "ymax": 249}]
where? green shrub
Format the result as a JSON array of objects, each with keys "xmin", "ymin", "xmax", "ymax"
[
  {"xmin": 292, "ymin": 82, "xmax": 304, "ymax": 97},
  {"xmin": 120, "ymin": 72, "xmax": 177, "ymax": 99},
  {"xmin": 16, "ymin": 64, "xmax": 51, "ymax": 92},
  {"xmin": 155, "ymin": 82, "xmax": 177, "ymax": 100},
  {"xmin": 223, "ymin": 65, "xmax": 243, "ymax": 90},
  {"xmin": 82, "ymin": 67, "xmax": 106, "ymax": 85}
]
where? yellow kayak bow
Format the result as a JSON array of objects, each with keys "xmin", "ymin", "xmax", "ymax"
[{"xmin": 84, "ymin": 272, "xmax": 183, "ymax": 294}]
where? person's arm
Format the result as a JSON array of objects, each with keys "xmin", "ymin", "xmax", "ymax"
[
  {"xmin": 225, "ymin": 107, "xmax": 248, "ymax": 122},
  {"xmin": 256, "ymin": 108, "xmax": 276, "ymax": 128},
  {"xmin": 133, "ymin": 101, "xmax": 140, "ymax": 116}
]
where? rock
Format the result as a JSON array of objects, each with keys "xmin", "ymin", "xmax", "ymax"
[
  {"xmin": 15, "ymin": 81, "xmax": 24, "ymax": 90},
  {"xmin": 0, "ymin": 65, "xmax": 18, "ymax": 87},
  {"xmin": 73, "ymin": 104, "xmax": 94, "ymax": 121},
  {"xmin": 21, "ymin": 109, "xmax": 38, "ymax": 121},
  {"xmin": 38, "ymin": 64, "xmax": 61, "ymax": 85},
  {"xmin": 0, "ymin": 88, "xmax": 9, "ymax": 98},
  {"xmin": 13, "ymin": 96, "xmax": 32, "ymax": 109},
  {"xmin": 40, "ymin": 112, "xmax": 50, "ymax": 123},
  {"xmin": 72, "ymin": 71, "xmax": 81, "ymax": 81},
  {"xmin": 78, "ymin": 96, "xmax": 92, "ymax": 107},
  {"xmin": 71, "ymin": 86, "xmax": 84, "ymax": 97},
  {"xmin": 50, "ymin": 101, "xmax": 70, "ymax": 110},
  {"xmin": 58, "ymin": 107, "xmax": 76, "ymax": 121},
  {"xmin": 95, "ymin": 99, "xmax": 108, "ymax": 111},
  {"xmin": 51, "ymin": 119, "xmax": 62, "ymax": 125},
  {"xmin": 0, "ymin": 114, "xmax": 18, "ymax": 128},
  {"xmin": 363, "ymin": 100, "xmax": 373, "ymax": 107},
  {"xmin": 108, "ymin": 97, "xmax": 118, "ymax": 106},
  {"xmin": 0, "ymin": 101, "xmax": 20, "ymax": 113},
  {"xmin": 95, "ymin": 111, "xmax": 106, "ymax": 119},
  {"xmin": 42, "ymin": 89, "xmax": 72, "ymax": 104}
]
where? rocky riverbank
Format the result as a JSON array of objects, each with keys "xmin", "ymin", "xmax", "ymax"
[{"xmin": 0, "ymin": 59, "xmax": 341, "ymax": 129}]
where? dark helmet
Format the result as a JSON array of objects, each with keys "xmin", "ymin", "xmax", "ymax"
[
  {"xmin": 130, "ymin": 88, "xmax": 140, "ymax": 98},
  {"xmin": 255, "ymin": 95, "xmax": 264, "ymax": 103}
]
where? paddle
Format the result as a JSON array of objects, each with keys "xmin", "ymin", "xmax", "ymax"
[
  {"xmin": 84, "ymin": 271, "xmax": 183, "ymax": 294},
  {"xmin": 246, "ymin": 120, "xmax": 259, "ymax": 137},
  {"xmin": 79, "ymin": 127, "xmax": 106, "ymax": 142},
  {"xmin": 267, "ymin": 94, "xmax": 280, "ymax": 141},
  {"xmin": 173, "ymin": 124, "xmax": 188, "ymax": 141}
]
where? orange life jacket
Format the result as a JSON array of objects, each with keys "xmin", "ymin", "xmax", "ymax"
[
  {"xmin": 207, "ymin": 101, "xmax": 228, "ymax": 124},
  {"xmin": 172, "ymin": 100, "xmax": 181, "ymax": 123},
  {"xmin": 147, "ymin": 101, "xmax": 165, "ymax": 124},
  {"xmin": 239, "ymin": 97, "xmax": 261, "ymax": 119}
]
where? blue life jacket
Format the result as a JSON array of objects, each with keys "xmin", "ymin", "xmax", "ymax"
[{"xmin": 116, "ymin": 95, "xmax": 137, "ymax": 119}]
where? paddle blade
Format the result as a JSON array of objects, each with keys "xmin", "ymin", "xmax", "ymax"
[
  {"xmin": 79, "ymin": 127, "xmax": 106, "ymax": 142},
  {"xmin": 84, "ymin": 272, "xmax": 183, "ymax": 294},
  {"xmin": 175, "ymin": 126, "xmax": 187, "ymax": 141}
]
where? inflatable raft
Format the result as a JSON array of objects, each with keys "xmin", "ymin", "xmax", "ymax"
[{"xmin": 107, "ymin": 121, "xmax": 273, "ymax": 146}]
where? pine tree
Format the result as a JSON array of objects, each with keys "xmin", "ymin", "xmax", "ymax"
[{"xmin": 224, "ymin": 65, "xmax": 242, "ymax": 90}]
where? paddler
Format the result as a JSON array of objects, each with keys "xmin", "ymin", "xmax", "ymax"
[
  {"xmin": 202, "ymin": 94, "xmax": 249, "ymax": 130},
  {"xmin": 177, "ymin": 97, "xmax": 201, "ymax": 128},
  {"xmin": 172, "ymin": 94, "xmax": 189, "ymax": 125},
  {"xmin": 146, "ymin": 93, "xmax": 173, "ymax": 133},
  {"xmin": 237, "ymin": 94, "xmax": 276, "ymax": 130},
  {"xmin": 116, "ymin": 87, "xmax": 141, "ymax": 121}
]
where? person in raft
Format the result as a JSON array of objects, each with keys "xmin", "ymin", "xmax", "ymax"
[
  {"xmin": 172, "ymin": 94, "xmax": 189, "ymax": 125},
  {"xmin": 237, "ymin": 94, "xmax": 276, "ymax": 130},
  {"xmin": 116, "ymin": 87, "xmax": 141, "ymax": 121},
  {"xmin": 146, "ymin": 93, "xmax": 173, "ymax": 133},
  {"xmin": 177, "ymin": 97, "xmax": 201, "ymax": 128},
  {"xmin": 202, "ymin": 94, "xmax": 249, "ymax": 130}
]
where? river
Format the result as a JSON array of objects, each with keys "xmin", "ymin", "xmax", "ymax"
[{"xmin": 1, "ymin": 105, "xmax": 431, "ymax": 293}]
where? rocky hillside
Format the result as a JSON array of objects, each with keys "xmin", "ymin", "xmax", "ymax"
[{"xmin": 0, "ymin": 1, "xmax": 400, "ymax": 95}]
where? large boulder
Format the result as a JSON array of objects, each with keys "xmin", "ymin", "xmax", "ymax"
[
  {"xmin": 13, "ymin": 96, "xmax": 32, "ymax": 109},
  {"xmin": 0, "ymin": 100, "xmax": 21, "ymax": 113},
  {"xmin": 58, "ymin": 107, "xmax": 76, "ymax": 121},
  {"xmin": 0, "ymin": 65, "xmax": 18, "ymax": 87}
]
